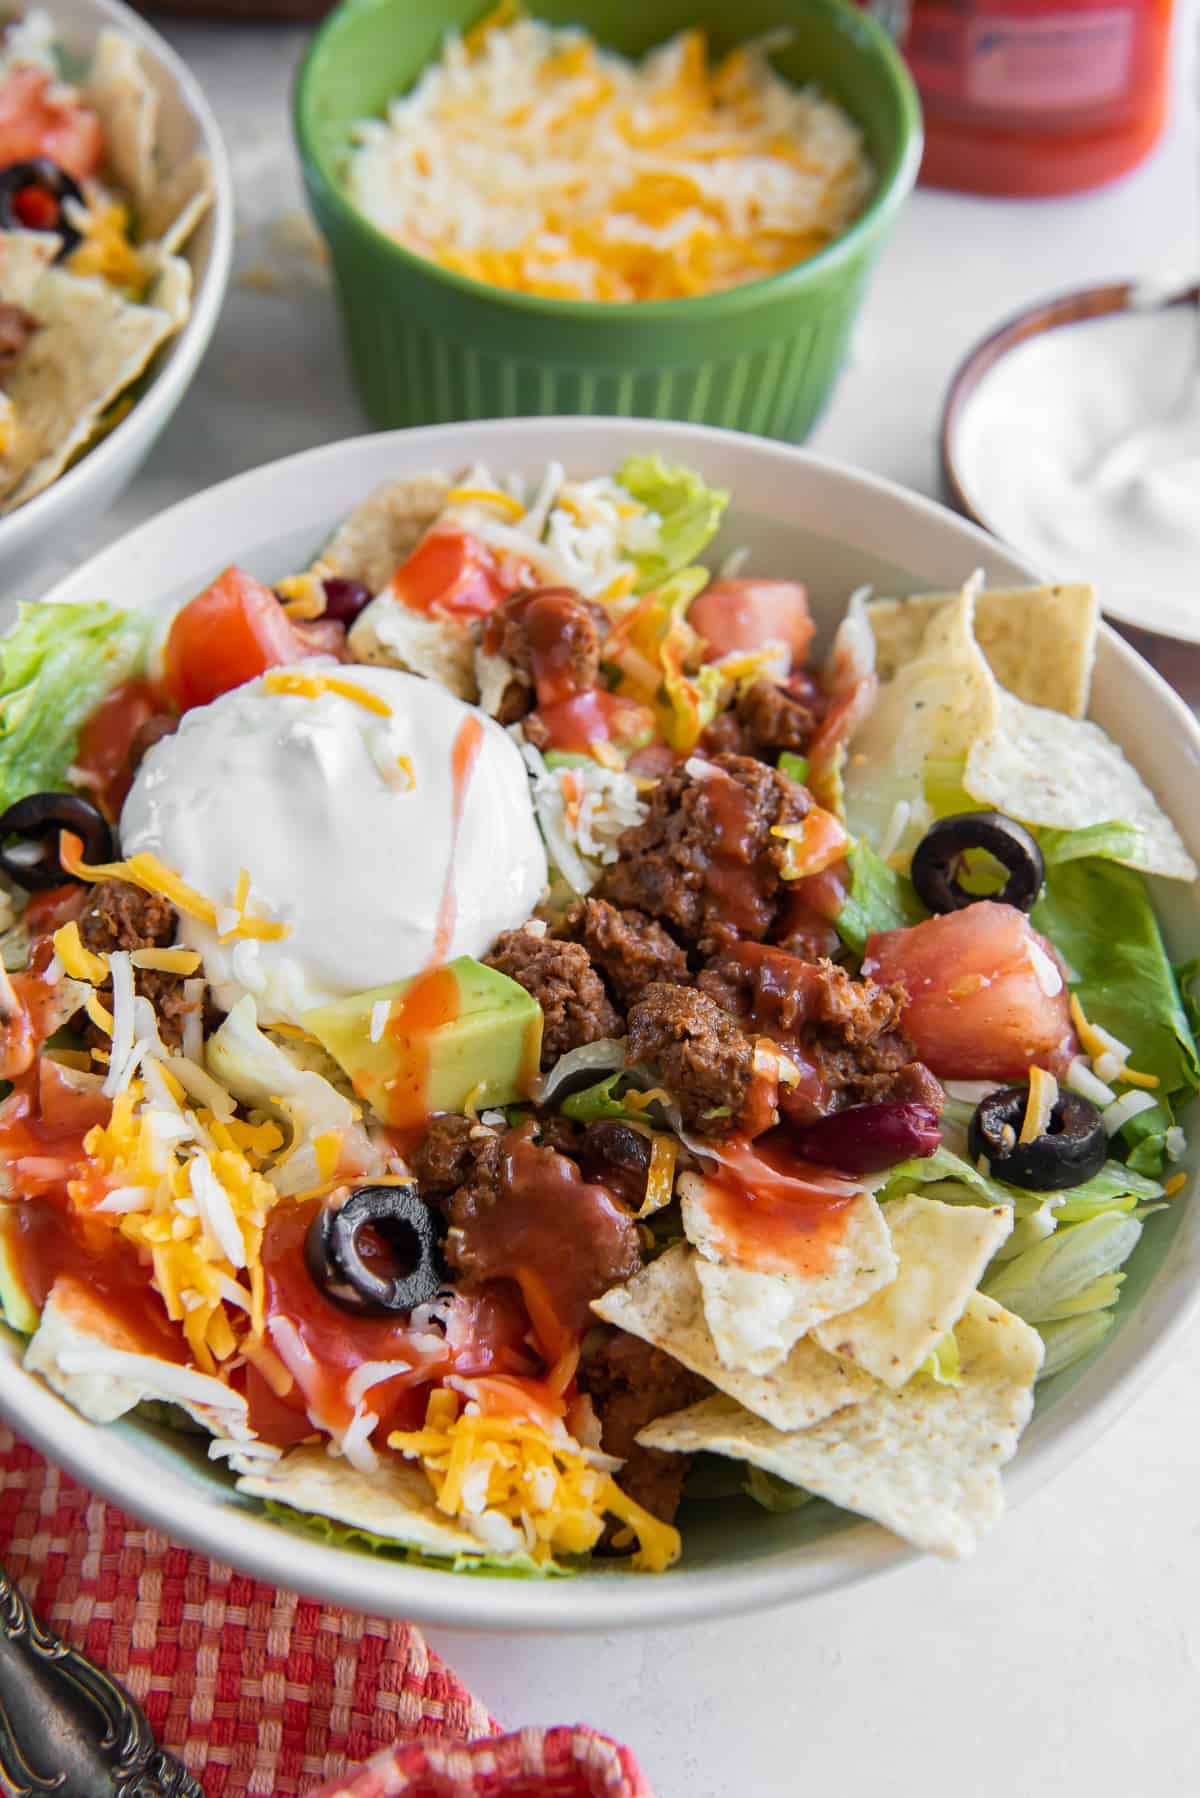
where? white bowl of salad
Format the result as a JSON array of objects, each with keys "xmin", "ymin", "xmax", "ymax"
[
  {"xmin": 0, "ymin": 415, "xmax": 1194, "ymax": 1632},
  {"xmin": 0, "ymin": 0, "xmax": 232, "ymax": 591}
]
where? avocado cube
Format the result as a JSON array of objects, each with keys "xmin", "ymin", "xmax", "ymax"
[{"xmin": 304, "ymin": 956, "xmax": 543, "ymax": 1128}]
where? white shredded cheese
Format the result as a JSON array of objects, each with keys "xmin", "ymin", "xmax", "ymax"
[
  {"xmin": 1027, "ymin": 939, "xmax": 1064, "ymax": 997},
  {"xmin": 1166, "ymin": 1125, "xmax": 1186, "ymax": 1162},
  {"xmin": 1100, "ymin": 1089, "xmax": 1158, "ymax": 1137},
  {"xmin": 53, "ymin": 1344, "xmax": 248, "ymax": 1415},
  {"xmin": 188, "ymin": 1154, "xmax": 247, "ymax": 1269},
  {"xmin": 103, "ymin": 952, "xmax": 136, "ymax": 1098},
  {"xmin": 345, "ymin": 1360, "xmax": 412, "ymax": 1406},
  {"xmin": 1065, "ymin": 1057, "xmax": 1117, "ymax": 1108},
  {"xmin": 369, "ymin": 999, "xmax": 391, "ymax": 1045}
]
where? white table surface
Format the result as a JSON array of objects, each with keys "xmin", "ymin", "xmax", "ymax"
[{"xmin": 21, "ymin": 10, "xmax": 1200, "ymax": 1794}]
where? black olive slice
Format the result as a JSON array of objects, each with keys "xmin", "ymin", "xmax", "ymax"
[
  {"xmin": 911, "ymin": 811, "xmax": 1044, "ymax": 915},
  {"xmin": 968, "ymin": 1084, "xmax": 1107, "ymax": 1190},
  {"xmin": 0, "ymin": 159, "xmax": 86, "ymax": 258},
  {"xmin": 0, "ymin": 792, "xmax": 114, "ymax": 889},
  {"xmin": 304, "ymin": 1183, "xmax": 442, "ymax": 1315}
]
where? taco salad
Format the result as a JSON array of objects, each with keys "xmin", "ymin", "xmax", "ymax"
[{"xmin": 0, "ymin": 454, "xmax": 1194, "ymax": 1575}]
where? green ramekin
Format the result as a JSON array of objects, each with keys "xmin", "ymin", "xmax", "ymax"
[{"xmin": 294, "ymin": 0, "xmax": 922, "ymax": 440}]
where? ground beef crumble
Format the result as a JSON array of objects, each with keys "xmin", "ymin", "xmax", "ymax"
[
  {"xmin": 596, "ymin": 753, "xmax": 810, "ymax": 956},
  {"xmin": 78, "ymin": 878, "xmax": 201, "ymax": 1049},
  {"xmin": 625, "ymin": 981, "xmax": 753, "ymax": 1134},
  {"xmin": 701, "ymin": 675, "xmax": 822, "ymax": 759},
  {"xmin": 698, "ymin": 946, "xmax": 943, "ymax": 1124},
  {"xmin": 558, "ymin": 897, "xmax": 690, "ymax": 1009},
  {"xmin": 579, "ymin": 1330, "xmax": 710, "ymax": 1525},
  {"xmin": 483, "ymin": 927, "xmax": 620, "ymax": 1067},
  {"xmin": 481, "ymin": 587, "xmax": 606, "ymax": 722}
]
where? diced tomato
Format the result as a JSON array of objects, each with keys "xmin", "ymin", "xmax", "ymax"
[
  {"xmin": 162, "ymin": 567, "xmax": 306, "ymax": 712},
  {"xmin": 390, "ymin": 527, "xmax": 510, "ymax": 621},
  {"xmin": 0, "ymin": 67, "xmax": 103, "ymax": 180},
  {"xmin": 74, "ymin": 679, "xmax": 173, "ymax": 820},
  {"xmin": 533, "ymin": 688, "xmax": 655, "ymax": 756},
  {"xmin": 863, "ymin": 901, "xmax": 1076, "ymax": 1080},
  {"xmin": 21, "ymin": 885, "xmax": 86, "ymax": 938},
  {"xmin": 689, "ymin": 579, "xmax": 814, "ymax": 669}
]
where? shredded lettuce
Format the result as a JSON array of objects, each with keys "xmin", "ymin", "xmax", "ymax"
[
  {"xmin": 261, "ymin": 1501, "xmax": 571, "ymax": 1577},
  {"xmin": 1039, "ymin": 823, "xmax": 1149, "ymax": 868},
  {"xmin": 880, "ymin": 1143, "xmax": 1162, "ymax": 1219},
  {"xmin": 981, "ymin": 1211, "xmax": 1142, "ymax": 1326},
  {"xmin": 744, "ymin": 1466, "xmax": 811, "ymax": 1513},
  {"xmin": 778, "ymin": 751, "xmax": 809, "ymax": 785},
  {"xmin": 0, "ymin": 601, "xmax": 151, "ymax": 810},
  {"xmin": 917, "ymin": 1330, "xmax": 962, "ymax": 1386},
  {"xmin": 560, "ymin": 1067, "xmax": 671, "ymax": 1128},
  {"xmin": 617, "ymin": 455, "xmax": 728, "ymax": 590},
  {"xmin": 835, "ymin": 838, "xmax": 926, "ymax": 956},
  {"xmin": 1036, "ymin": 1310, "xmax": 1116, "ymax": 1382},
  {"xmin": 1032, "ymin": 859, "xmax": 1200, "ymax": 1171}
]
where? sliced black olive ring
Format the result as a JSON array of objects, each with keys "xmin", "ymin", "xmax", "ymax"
[
  {"xmin": 304, "ymin": 1182, "xmax": 443, "ymax": 1315},
  {"xmin": 0, "ymin": 159, "xmax": 86, "ymax": 259},
  {"xmin": 0, "ymin": 792, "xmax": 114, "ymax": 890},
  {"xmin": 911, "ymin": 811, "xmax": 1044, "ymax": 915},
  {"xmin": 968, "ymin": 1085, "xmax": 1107, "ymax": 1190}
]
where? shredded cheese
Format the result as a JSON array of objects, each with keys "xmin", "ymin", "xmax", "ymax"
[
  {"xmin": 1100, "ymin": 1089, "xmax": 1158, "ymax": 1137},
  {"xmin": 390, "ymin": 1390, "xmax": 679, "ymax": 1570},
  {"xmin": 261, "ymin": 668, "xmax": 393, "ymax": 717},
  {"xmin": 52, "ymin": 921, "xmax": 107, "ymax": 985},
  {"xmin": 347, "ymin": 17, "xmax": 871, "ymax": 304},
  {"xmin": 444, "ymin": 485, "xmax": 525, "ymax": 519},
  {"xmin": 638, "ymin": 1134, "xmax": 676, "ymax": 1217},
  {"xmin": 1019, "ymin": 1068, "xmax": 1058, "ymax": 1144},
  {"xmin": 59, "ymin": 832, "xmax": 291, "ymax": 943},
  {"xmin": 1164, "ymin": 1171, "xmax": 1188, "ymax": 1197}
]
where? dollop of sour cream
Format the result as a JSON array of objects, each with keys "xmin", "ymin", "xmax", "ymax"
[
  {"xmin": 120, "ymin": 661, "xmax": 547, "ymax": 1023},
  {"xmin": 955, "ymin": 303, "xmax": 1200, "ymax": 641}
]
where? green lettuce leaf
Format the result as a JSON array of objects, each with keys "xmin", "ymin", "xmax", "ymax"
[
  {"xmin": 981, "ymin": 1211, "xmax": 1142, "ymax": 1326},
  {"xmin": 778, "ymin": 751, "xmax": 809, "ymax": 785},
  {"xmin": 744, "ymin": 1467, "xmax": 811, "ymax": 1513},
  {"xmin": 617, "ymin": 455, "xmax": 728, "ymax": 590},
  {"xmin": 1032, "ymin": 858, "xmax": 1200, "ymax": 1171},
  {"xmin": 0, "ymin": 601, "xmax": 151, "ymax": 810},
  {"xmin": 835, "ymin": 838, "xmax": 926, "ymax": 956},
  {"xmin": 261, "ymin": 1501, "xmax": 571, "ymax": 1577},
  {"xmin": 880, "ymin": 1144, "xmax": 1162, "ymax": 1220},
  {"xmin": 1036, "ymin": 1310, "xmax": 1116, "ymax": 1382},
  {"xmin": 1038, "ymin": 823, "xmax": 1149, "ymax": 869},
  {"xmin": 917, "ymin": 1330, "xmax": 962, "ymax": 1386}
]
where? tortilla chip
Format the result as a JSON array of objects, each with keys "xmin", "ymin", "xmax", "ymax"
[
  {"xmin": 811, "ymin": 1195, "xmax": 1012, "ymax": 1387},
  {"xmin": 843, "ymin": 584, "xmax": 997, "ymax": 854},
  {"xmin": 868, "ymin": 584, "xmax": 1098, "ymax": 719},
  {"xmin": 317, "ymin": 473, "xmax": 452, "ymax": 594},
  {"xmin": 86, "ymin": 29, "xmax": 158, "ymax": 206},
  {"xmin": 236, "ymin": 1445, "xmax": 484, "ymax": 1560},
  {"xmin": 0, "ymin": 230, "xmax": 59, "ymax": 307},
  {"xmin": 679, "ymin": 1172, "xmax": 897, "ymax": 1374},
  {"xmin": 348, "ymin": 591, "xmax": 477, "ymax": 700},
  {"xmin": 25, "ymin": 1278, "xmax": 248, "ymax": 1437},
  {"xmin": 141, "ymin": 151, "xmax": 215, "ymax": 254},
  {"xmin": 592, "ymin": 1245, "xmax": 873, "ymax": 1431},
  {"xmin": 0, "ymin": 266, "xmax": 181, "ymax": 511},
  {"xmin": 640, "ymin": 1292, "xmax": 1044, "ymax": 1558},
  {"xmin": 964, "ymin": 688, "xmax": 1197, "ymax": 881}
]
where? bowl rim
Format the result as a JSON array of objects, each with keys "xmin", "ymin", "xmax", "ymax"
[
  {"xmin": 292, "ymin": 0, "xmax": 922, "ymax": 324},
  {"xmin": 2, "ymin": 414, "xmax": 1198, "ymax": 1633},
  {"xmin": 939, "ymin": 279, "xmax": 1200, "ymax": 528},
  {"xmin": 0, "ymin": 0, "xmax": 235, "ymax": 564}
]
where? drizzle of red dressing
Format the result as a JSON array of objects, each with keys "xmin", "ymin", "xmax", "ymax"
[
  {"xmin": 429, "ymin": 712, "xmax": 484, "ymax": 968},
  {"xmin": 692, "ymin": 1132, "xmax": 860, "ymax": 1278},
  {"xmin": 534, "ymin": 689, "xmax": 653, "ymax": 755}
]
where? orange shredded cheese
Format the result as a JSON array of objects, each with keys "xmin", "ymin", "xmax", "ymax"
[
  {"xmin": 261, "ymin": 669, "xmax": 393, "ymax": 717},
  {"xmin": 59, "ymin": 832, "xmax": 290, "ymax": 944}
]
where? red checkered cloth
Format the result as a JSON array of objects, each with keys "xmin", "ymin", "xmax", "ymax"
[{"xmin": 0, "ymin": 1429, "xmax": 651, "ymax": 1797}]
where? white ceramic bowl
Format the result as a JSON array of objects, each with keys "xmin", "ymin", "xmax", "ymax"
[
  {"xmin": 1, "ymin": 417, "xmax": 1196, "ymax": 1633},
  {"xmin": 0, "ymin": 0, "xmax": 233, "ymax": 595}
]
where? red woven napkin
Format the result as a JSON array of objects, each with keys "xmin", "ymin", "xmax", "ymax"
[{"xmin": 0, "ymin": 1429, "xmax": 651, "ymax": 1797}]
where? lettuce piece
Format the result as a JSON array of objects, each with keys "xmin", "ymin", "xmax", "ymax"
[
  {"xmin": 744, "ymin": 1466, "xmax": 811, "ymax": 1513},
  {"xmin": 835, "ymin": 838, "xmax": 926, "ymax": 956},
  {"xmin": 778, "ymin": 751, "xmax": 808, "ymax": 785},
  {"xmin": 1039, "ymin": 823, "xmax": 1149, "ymax": 868},
  {"xmin": 1032, "ymin": 859, "xmax": 1200, "ymax": 1171},
  {"xmin": 1036, "ymin": 1310, "xmax": 1116, "ymax": 1382},
  {"xmin": 981, "ymin": 1212, "xmax": 1142, "ymax": 1325},
  {"xmin": 0, "ymin": 601, "xmax": 150, "ymax": 810},
  {"xmin": 917, "ymin": 1330, "xmax": 962, "ymax": 1386},
  {"xmin": 560, "ymin": 1068, "xmax": 672, "ymax": 1128},
  {"xmin": 617, "ymin": 455, "xmax": 728, "ymax": 590},
  {"xmin": 261, "ymin": 1501, "xmax": 570, "ymax": 1577},
  {"xmin": 880, "ymin": 1144, "xmax": 1161, "ymax": 1220}
]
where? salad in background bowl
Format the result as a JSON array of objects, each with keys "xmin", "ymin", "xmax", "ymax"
[{"xmin": 0, "ymin": 417, "xmax": 1194, "ymax": 1632}]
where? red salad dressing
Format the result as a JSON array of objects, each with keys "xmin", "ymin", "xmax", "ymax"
[
  {"xmin": 379, "ymin": 964, "xmax": 462, "ymax": 1131},
  {"xmin": 692, "ymin": 1133, "xmax": 859, "ymax": 1278},
  {"xmin": 697, "ymin": 768, "xmax": 778, "ymax": 939},
  {"xmin": 428, "ymin": 713, "xmax": 483, "ymax": 968},
  {"xmin": 389, "ymin": 529, "xmax": 512, "ymax": 622},
  {"xmin": 533, "ymin": 689, "xmax": 653, "ymax": 756}
]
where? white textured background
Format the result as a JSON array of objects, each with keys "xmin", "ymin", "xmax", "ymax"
[{"xmin": 13, "ymin": 6, "xmax": 1200, "ymax": 1793}]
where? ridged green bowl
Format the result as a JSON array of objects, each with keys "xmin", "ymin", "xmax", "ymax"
[{"xmin": 294, "ymin": 0, "xmax": 921, "ymax": 440}]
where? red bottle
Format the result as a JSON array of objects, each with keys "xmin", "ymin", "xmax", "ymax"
[{"xmin": 897, "ymin": 0, "xmax": 1176, "ymax": 196}]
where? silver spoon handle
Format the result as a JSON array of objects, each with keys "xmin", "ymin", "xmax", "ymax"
[{"xmin": 0, "ymin": 1564, "xmax": 202, "ymax": 1797}]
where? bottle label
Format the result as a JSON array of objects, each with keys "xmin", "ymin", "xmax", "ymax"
[{"xmin": 966, "ymin": 10, "xmax": 1135, "ymax": 108}]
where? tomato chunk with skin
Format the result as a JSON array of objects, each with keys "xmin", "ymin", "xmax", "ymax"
[
  {"xmin": 390, "ymin": 527, "xmax": 510, "ymax": 621},
  {"xmin": 862, "ymin": 901, "xmax": 1075, "ymax": 1080},
  {"xmin": 163, "ymin": 567, "xmax": 306, "ymax": 712},
  {"xmin": 0, "ymin": 68, "xmax": 103, "ymax": 180},
  {"xmin": 689, "ymin": 579, "xmax": 814, "ymax": 669}
]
